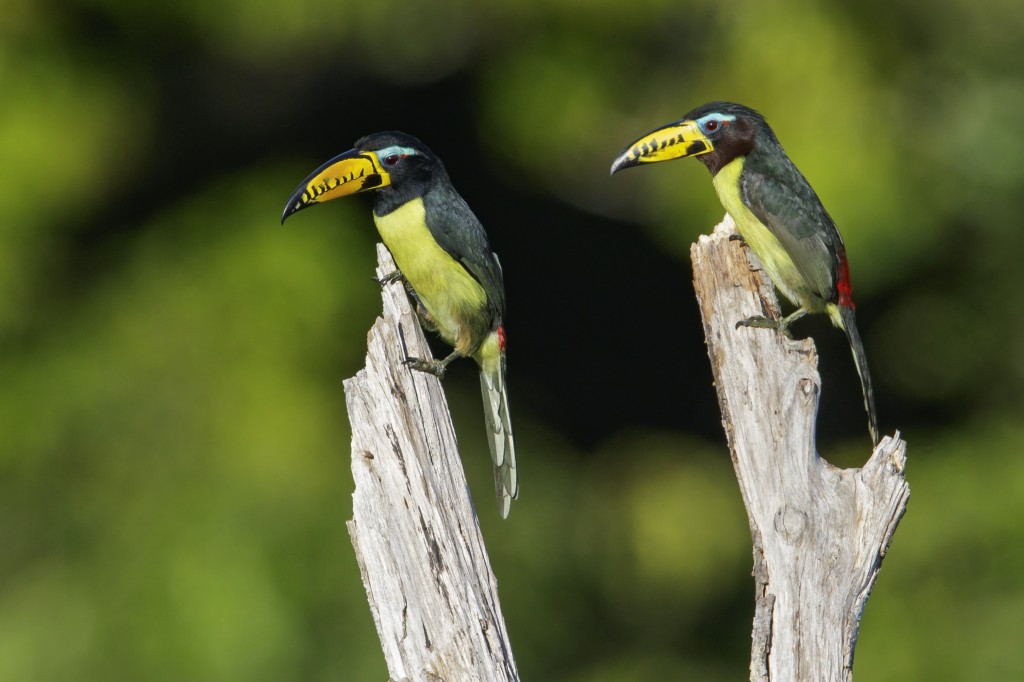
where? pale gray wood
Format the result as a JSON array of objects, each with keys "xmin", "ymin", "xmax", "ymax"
[
  {"xmin": 690, "ymin": 216, "xmax": 910, "ymax": 682},
  {"xmin": 344, "ymin": 244, "xmax": 519, "ymax": 682}
]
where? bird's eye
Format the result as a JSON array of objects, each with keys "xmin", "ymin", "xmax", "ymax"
[
  {"xmin": 704, "ymin": 119, "xmax": 720, "ymax": 133},
  {"xmin": 384, "ymin": 154, "xmax": 400, "ymax": 166}
]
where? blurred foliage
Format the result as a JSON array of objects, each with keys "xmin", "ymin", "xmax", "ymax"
[{"xmin": 2, "ymin": 0, "xmax": 1023, "ymax": 679}]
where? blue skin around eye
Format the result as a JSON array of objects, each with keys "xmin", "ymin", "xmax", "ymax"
[
  {"xmin": 696, "ymin": 113, "xmax": 737, "ymax": 134},
  {"xmin": 375, "ymin": 145, "xmax": 418, "ymax": 159}
]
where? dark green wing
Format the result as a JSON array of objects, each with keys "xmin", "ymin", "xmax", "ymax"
[
  {"xmin": 423, "ymin": 183, "xmax": 506, "ymax": 319},
  {"xmin": 740, "ymin": 155, "xmax": 844, "ymax": 302}
]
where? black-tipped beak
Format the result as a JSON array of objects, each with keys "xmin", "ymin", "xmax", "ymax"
[
  {"xmin": 610, "ymin": 119, "xmax": 713, "ymax": 175},
  {"xmin": 281, "ymin": 149, "xmax": 390, "ymax": 224}
]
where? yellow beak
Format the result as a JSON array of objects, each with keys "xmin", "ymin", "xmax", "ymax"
[
  {"xmin": 609, "ymin": 119, "xmax": 713, "ymax": 175},
  {"xmin": 281, "ymin": 149, "xmax": 390, "ymax": 223}
]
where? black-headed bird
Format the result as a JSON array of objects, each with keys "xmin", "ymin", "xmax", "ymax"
[
  {"xmin": 282, "ymin": 131, "xmax": 517, "ymax": 517},
  {"xmin": 611, "ymin": 101, "xmax": 879, "ymax": 445}
]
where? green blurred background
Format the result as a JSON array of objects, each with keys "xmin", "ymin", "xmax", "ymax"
[{"xmin": 2, "ymin": 0, "xmax": 1023, "ymax": 679}]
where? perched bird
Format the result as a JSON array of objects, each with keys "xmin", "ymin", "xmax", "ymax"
[
  {"xmin": 611, "ymin": 102, "xmax": 879, "ymax": 445},
  {"xmin": 282, "ymin": 131, "xmax": 518, "ymax": 517}
]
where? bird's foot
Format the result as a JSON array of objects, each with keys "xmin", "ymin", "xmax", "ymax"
[
  {"xmin": 405, "ymin": 350, "xmax": 460, "ymax": 378},
  {"xmin": 373, "ymin": 270, "xmax": 405, "ymax": 287},
  {"xmin": 404, "ymin": 357, "xmax": 447, "ymax": 378},
  {"xmin": 736, "ymin": 315, "xmax": 793, "ymax": 339},
  {"xmin": 728, "ymin": 233, "xmax": 747, "ymax": 246}
]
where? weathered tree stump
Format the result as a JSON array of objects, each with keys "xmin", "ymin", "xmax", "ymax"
[
  {"xmin": 344, "ymin": 245, "xmax": 519, "ymax": 682},
  {"xmin": 690, "ymin": 215, "xmax": 910, "ymax": 682}
]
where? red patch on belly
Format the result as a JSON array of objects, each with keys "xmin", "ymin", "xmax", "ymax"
[{"xmin": 497, "ymin": 325, "xmax": 507, "ymax": 352}]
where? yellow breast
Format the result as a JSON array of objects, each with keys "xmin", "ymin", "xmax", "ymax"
[
  {"xmin": 712, "ymin": 157, "xmax": 808, "ymax": 308},
  {"xmin": 373, "ymin": 198, "xmax": 487, "ymax": 353}
]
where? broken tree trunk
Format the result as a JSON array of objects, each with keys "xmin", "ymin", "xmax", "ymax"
[
  {"xmin": 344, "ymin": 245, "xmax": 519, "ymax": 682},
  {"xmin": 690, "ymin": 215, "xmax": 910, "ymax": 682}
]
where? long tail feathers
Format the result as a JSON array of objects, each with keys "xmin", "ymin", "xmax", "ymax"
[
  {"xmin": 479, "ymin": 359, "xmax": 517, "ymax": 518},
  {"xmin": 835, "ymin": 304, "xmax": 880, "ymax": 446}
]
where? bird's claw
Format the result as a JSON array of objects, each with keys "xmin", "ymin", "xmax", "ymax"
[
  {"xmin": 736, "ymin": 315, "xmax": 793, "ymax": 339},
  {"xmin": 728, "ymin": 233, "xmax": 747, "ymax": 245},
  {"xmin": 373, "ymin": 270, "xmax": 405, "ymax": 287},
  {"xmin": 404, "ymin": 357, "xmax": 446, "ymax": 378}
]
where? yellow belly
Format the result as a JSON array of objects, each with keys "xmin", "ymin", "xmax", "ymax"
[
  {"xmin": 712, "ymin": 157, "xmax": 810, "ymax": 308},
  {"xmin": 373, "ymin": 198, "xmax": 487, "ymax": 354}
]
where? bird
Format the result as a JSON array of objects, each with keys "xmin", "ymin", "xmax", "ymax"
[
  {"xmin": 610, "ymin": 101, "xmax": 879, "ymax": 446},
  {"xmin": 282, "ymin": 131, "xmax": 518, "ymax": 517}
]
